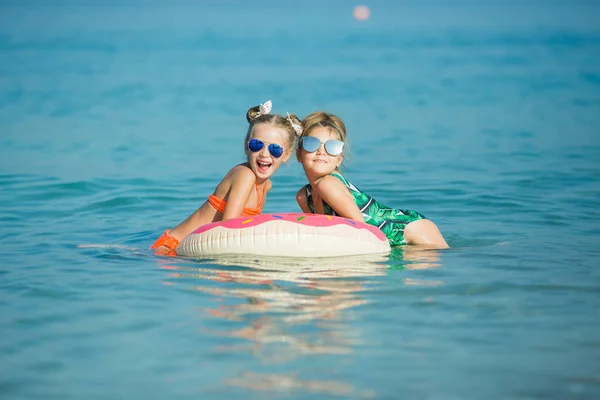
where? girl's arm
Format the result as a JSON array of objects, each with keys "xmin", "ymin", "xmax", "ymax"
[
  {"xmin": 153, "ymin": 202, "xmax": 214, "ymax": 255},
  {"xmin": 315, "ymin": 176, "xmax": 365, "ymax": 222},
  {"xmin": 296, "ymin": 187, "xmax": 312, "ymax": 213},
  {"xmin": 221, "ymin": 166, "xmax": 256, "ymax": 220},
  {"xmin": 152, "ymin": 166, "xmax": 255, "ymax": 255},
  {"xmin": 169, "ymin": 203, "xmax": 212, "ymax": 241}
]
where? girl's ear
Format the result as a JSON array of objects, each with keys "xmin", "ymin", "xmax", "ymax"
[
  {"xmin": 336, "ymin": 153, "xmax": 344, "ymax": 168},
  {"xmin": 282, "ymin": 148, "xmax": 293, "ymax": 163}
]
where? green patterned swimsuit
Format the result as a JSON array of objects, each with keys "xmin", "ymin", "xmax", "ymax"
[{"xmin": 304, "ymin": 172, "xmax": 427, "ymax": 246}]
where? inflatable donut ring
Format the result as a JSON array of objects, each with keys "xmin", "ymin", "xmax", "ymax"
[{"xmin": 176, "ymin": 213, "xmax": 391, "ymax": 258}]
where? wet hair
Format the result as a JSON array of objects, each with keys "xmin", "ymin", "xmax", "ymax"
[{"xmin": 244, "ymin": 104, "xmax": 301, "ymax": 151}]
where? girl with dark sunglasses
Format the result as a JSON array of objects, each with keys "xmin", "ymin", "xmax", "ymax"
[
  {"xmin": 295, "ymin": 111, "xmax": 449, "ymax": 248},
  {"xmin": 151, "ymin": 101, "xmax": 302, "ymax": 256}
]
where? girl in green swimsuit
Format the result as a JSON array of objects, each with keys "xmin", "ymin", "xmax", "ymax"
[{"xmin": 295, "ymin": 111, "xmax": 449, "ymax": 248}]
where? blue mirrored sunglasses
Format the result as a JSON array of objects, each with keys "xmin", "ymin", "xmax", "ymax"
[
  {"xmin": 247, "ymin": 139, "xmax": 284, "ymax": 158},
  {"xmin": 301, "ymin": 136, "xmax": 344, "ymax": 156}
]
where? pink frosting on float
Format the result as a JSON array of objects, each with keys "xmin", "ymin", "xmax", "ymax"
[{"xmin": 191, "ymin": 213, "xmax": 387, "ymax": 242}]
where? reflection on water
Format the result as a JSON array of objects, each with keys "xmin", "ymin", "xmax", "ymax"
[
  {"xmin": 224, "ymin": 371, "xmax": 377, "ymax": 398},
  {"xmin": 159, "ymin": 249, "xmax": 445, "ymax": 397},
  {"xmin": 390, "ymin": 246, "xmax": 445, "ymax": 270}
]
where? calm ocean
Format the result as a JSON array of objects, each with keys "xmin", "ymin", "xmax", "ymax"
[{"xmin": 1, "ymin": 1, "xmax": 599, "ymax": 399}]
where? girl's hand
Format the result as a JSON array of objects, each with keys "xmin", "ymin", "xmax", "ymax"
[{"xmin": 152, "ymin": 245, "xmax": 175, "ymax": 256}]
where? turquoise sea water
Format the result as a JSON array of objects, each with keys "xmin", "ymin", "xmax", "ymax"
[{"xmin": 1, "ymin": 2, "xmax": 600, "ymax": 399}]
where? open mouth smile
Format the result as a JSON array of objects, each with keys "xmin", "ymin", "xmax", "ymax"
[{"xmin": 257, "ymin": 160, "xmax": 273, "ymax": 172}]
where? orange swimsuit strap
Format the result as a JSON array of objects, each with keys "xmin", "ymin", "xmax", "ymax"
[{"xmin": 208, "ymin": 182, "xmax": 266, "ymax": 217}]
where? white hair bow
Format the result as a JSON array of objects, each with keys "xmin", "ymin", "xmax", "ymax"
[
  {"xmin": 286, "ymin": 112, "xmax": 303, "ymax": 136},
  {"xmin": 257, "ymin": 100, "xmax": 272, "ymax": 116}
]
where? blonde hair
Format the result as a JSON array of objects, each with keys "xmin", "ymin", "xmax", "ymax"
[
  {"xmin": 297, "ymin": 111, "xmax": 348, "ymax": 143},
  {"xmin": 245, "ymin": 104, "xmax": 301, "ymax": 150}
]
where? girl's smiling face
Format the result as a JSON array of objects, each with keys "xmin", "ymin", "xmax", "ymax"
[
  {"xmin": 297, "ymin": 126, "xmax": 344, "ymax": 181},
  {"xmin": 246, "ymin": 123, "xmax": 292, "ymax": 181}
]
